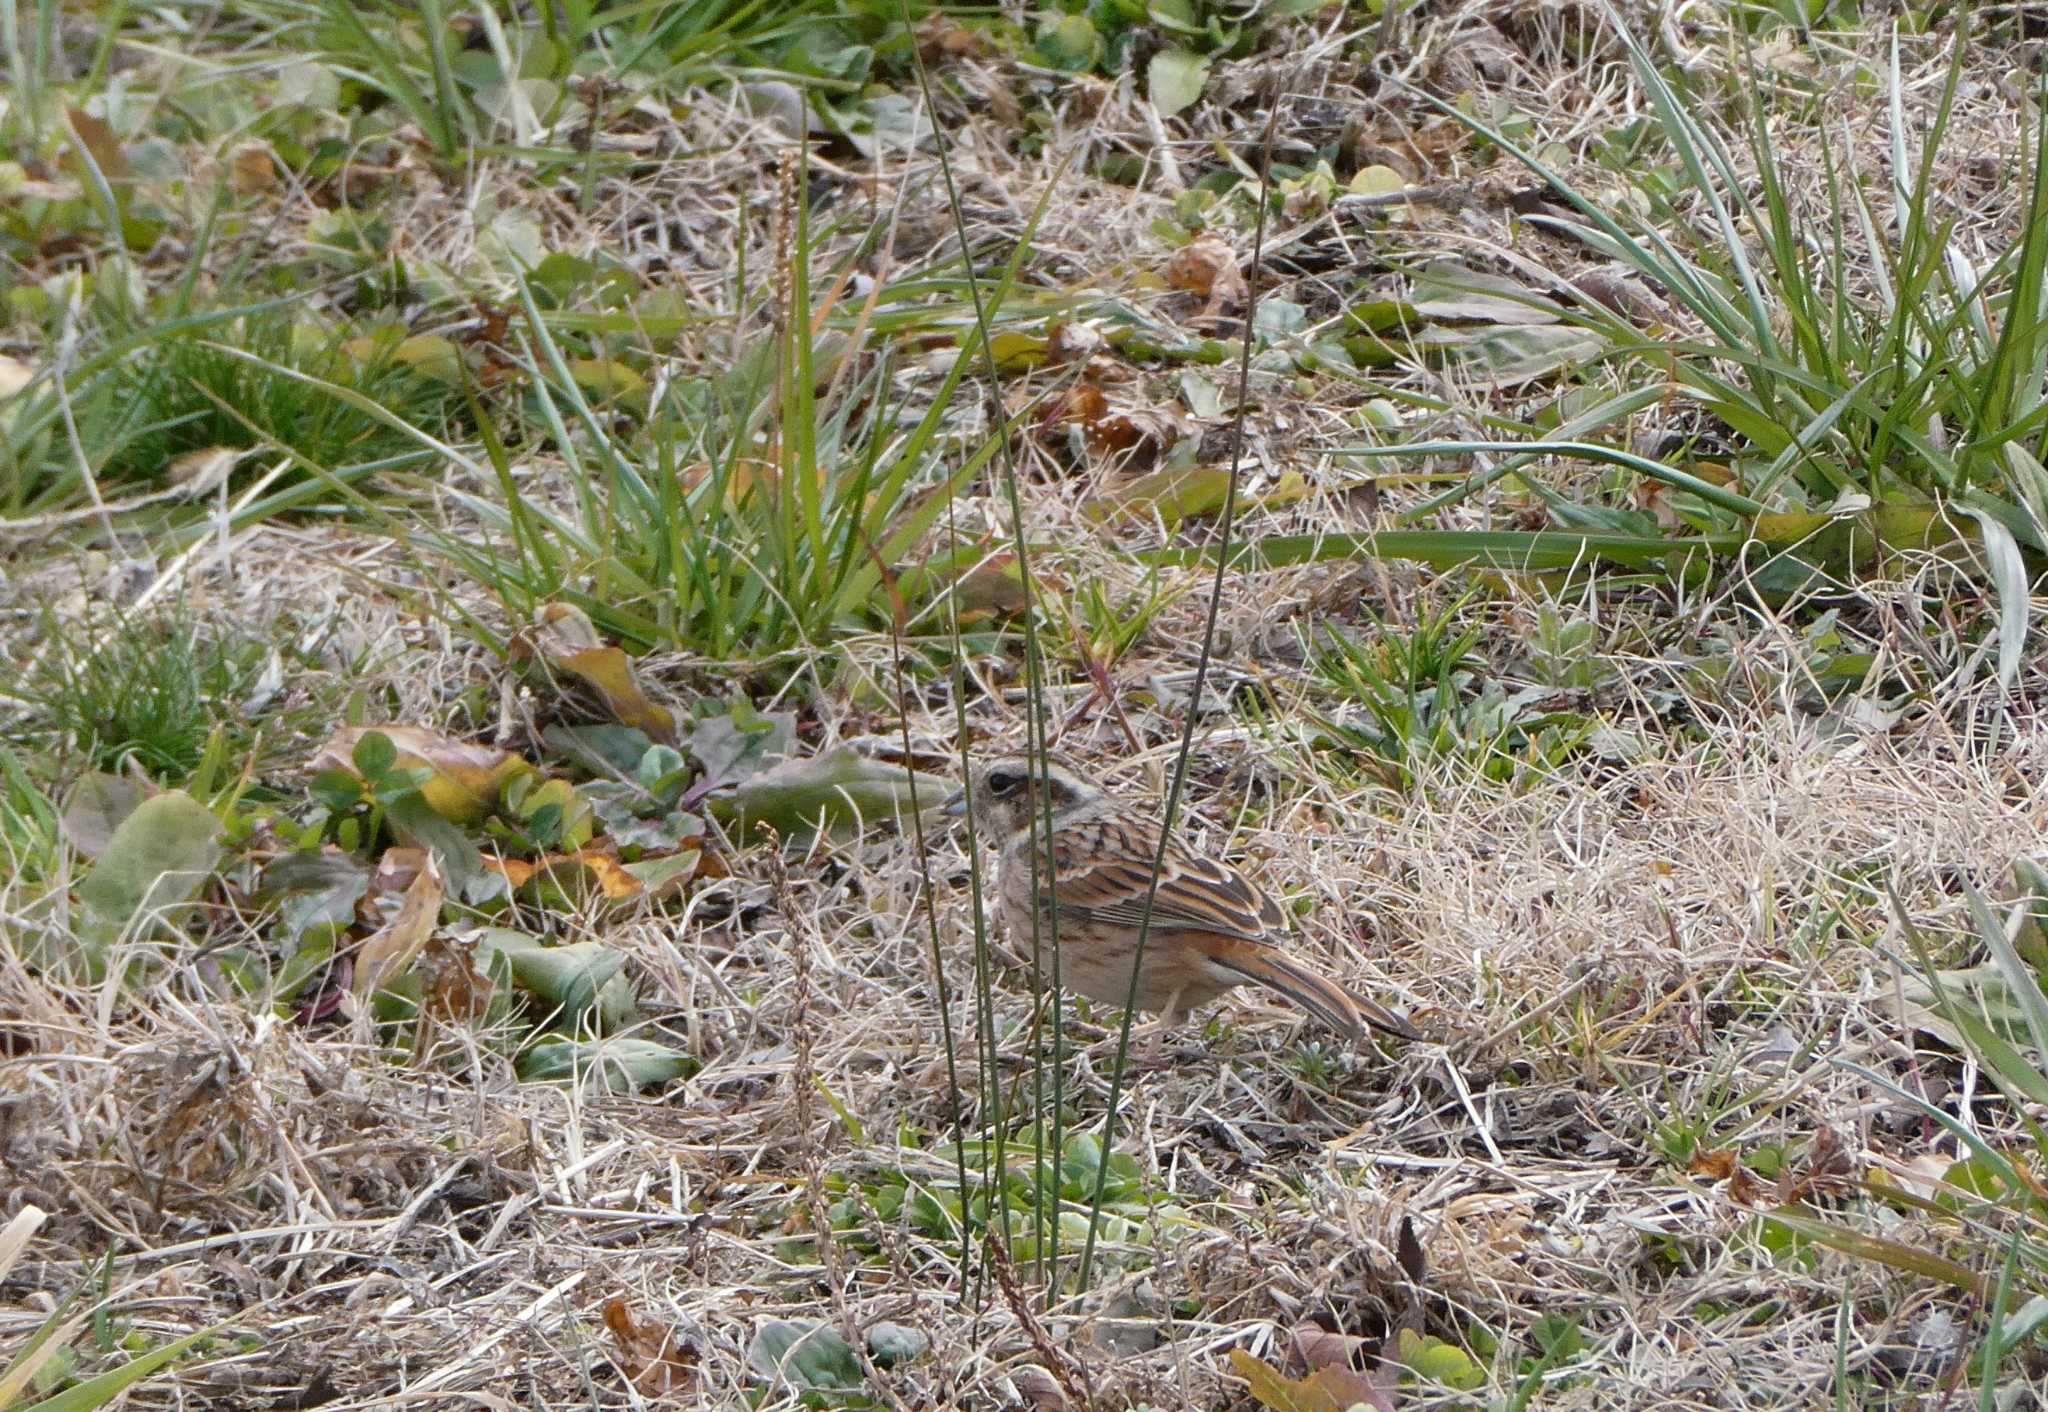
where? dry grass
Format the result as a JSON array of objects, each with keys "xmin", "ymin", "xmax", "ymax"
[{"xmin": 9, "ymin": 3, "xmax": 2048, "ymax": 1409}]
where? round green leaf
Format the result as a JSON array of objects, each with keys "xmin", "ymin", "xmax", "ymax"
[{"xmin": 1148, "ymin": 47, "xmax": 1210, "ymax": 119}]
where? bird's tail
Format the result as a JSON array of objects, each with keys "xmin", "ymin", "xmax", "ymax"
[{"xmin": 1218, "ymin": 949, "xmax": 1422, "ymax": 1044}]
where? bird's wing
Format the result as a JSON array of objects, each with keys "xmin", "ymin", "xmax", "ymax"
[{"xmin": 1036, "ymin": 816, "xmax": 1283, "ymax": 942}]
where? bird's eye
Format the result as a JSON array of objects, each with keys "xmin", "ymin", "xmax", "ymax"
[{"xmin": 987, "ymin": 769, "xmax": 1022, "ymax": 795}]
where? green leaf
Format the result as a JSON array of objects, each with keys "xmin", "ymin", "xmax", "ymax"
[
  {"xmin": 543, "ymin": 724, "xmax": 654, "ymax": 777},
  {"xmin": 21, "ymin": 1321, "xmax": 220, "ymax": 1412},
  {"xmin": 76, "ymin": 791, "xmax": 223, "ymax": 939},
  {"xmin": 687, "ymin": 705, "xmax": 797, "ymax": 786},
  {"xmin": 748, "ymin": 1320, "xmax": 865, "ymax": 1393},
  {"xmin": 1395, "ymin": 1329, "xmax": 1485, "ymax": 1391},
  {"xmin": 262, "ymin": 851, "xmax": 371, "ymax": 942},
  {"xmin": 1529, "ymin": 1313, "xmax": 1583, "ymax": 1360},
  {"xmin": 516, "ymin": 1035, "xmax": 690, "ymax": 1092},
  {"xmin": 1957, "ymin": 505, "xmax": 2030, "ymax": 689},
  {"xmin": 1766, "ymin": 1205, "xmax": 1988, "ymax": 1296},
  {"xmin": 384, "ymin": 791, "xmax": 495, "ymax": 905},
  {"xmin": 353, "ymin": 729, "xmax": 398, "ymax": 781},
  {"xmin": 1034, "ymin": 13, "xmax": 1101, "ymax": 70},
  {"xmin": 1141, "ymin": 527, "xmax": 1737, "ymax": 573},
  {"xmin": 1254, "ymin": 298, "xmax": 1307, "ymax": 339},
  {"xmin": 1410, "ymin": 259, "xmax": 1561, "ymax": 324},
  {"xmin": 1420, "ymin": 323, "xmax": 1605, "ymax": 385},
  {"xmin": 717, "ymin": 747, "xmax": 951, "ymax": 838},
  {"xmin": 618, "ymin": 849, "xmax": 702, "ymax": 897},
  {"xmin": 310, "ymin": 768, "xmax": 364, "ymax": 812},
  {"xmin": 481, "ymin": 935, "xmax": 627, "ymax": 1021},
  {"xmin": 1344, "ymin": 298, "xmax": 1420, "ymax": 333},
  {"xmin": 636, "ymin": 745, "xmax": 690, "ymax": 796},
  {"xmin": 1148, "ymin": 47, "xmax": 1210, "ymax": 119},
  {"xmin": 866, "ymin": 1321, "xmax": 927, "ymax": 1368}
]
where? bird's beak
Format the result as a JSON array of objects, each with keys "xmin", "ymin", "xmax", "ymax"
[{"xmin": 939, "ymin": 787, "xmax": 967, "ymax": 817}]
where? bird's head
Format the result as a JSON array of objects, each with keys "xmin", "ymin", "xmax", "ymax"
[{"xmin": 941, "ymin": 754, "xmax": 1103, "ymax": 838}]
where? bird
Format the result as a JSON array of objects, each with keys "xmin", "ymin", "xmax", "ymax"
[{"xmin": 940, "ymin": 753, "xmax": 1421, "ymax": 1049}]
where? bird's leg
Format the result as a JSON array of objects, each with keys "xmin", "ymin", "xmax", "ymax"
[
  {"xmin": 1082, "ymin": 992, "xmax": 1183, "ymax": 1072},
  {"xmin": 1146, "ymin": 987, "xmax": 1196, "ymax": 1065}
]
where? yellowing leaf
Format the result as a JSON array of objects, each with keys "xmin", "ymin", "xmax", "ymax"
[
  {"xmin": 986, "ymin": 330, "xmax": 1050, "ymax": 373},
  {"xmin": 1392, "ymin": 1329, "xmax": 1484, "ymax": 1391},
  {"xmin": 567, "ymin": 357, "xmax": 649, "ymax": 410},
  {"xmin": 484, "ymin": 847, "xmax": 651, "ymax": 907},
  {"xmin": 520, "ymin": 603, "xmax": 678, "ymax": 743},
  {"xmin": 1349, "ymin": 164, "xmax": 1408, "ymax": 195},
  {"xmin": 339, "ymin": 334, "xmax": 465, "ymax": 384},
  {"xmin": 308, "ymin": 726, "xmax": 529, "ymax": 824},
  {"xmin": 909, "ymin": 551, "xmax": 1036, "ymax": 624},
  {"xmin": 1085, "ymin": 466, "xmax": 1309, "ymax": 528},
  {"xmin": 1227, "ymin": 1348, "xmax": 1394, "ymax": 1412},
  {"xmin": 388, "ymin": 334, "xmax": 465, "ymax": 382}
]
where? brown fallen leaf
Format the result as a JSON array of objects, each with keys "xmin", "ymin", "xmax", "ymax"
[
  {"xmin": 915, "ymin": 12, "xmax": 982, "ymax": 61},
  {"xmin": 1165, "ymin": 234, "xmax": 1248, "ymax": 320},
  {"xmin": 1037, "ymin": 383, "xmax": 1186, "ymax": 467},
  {"xmin": 517, "ymin": 603, "xmax": 678, "ymax": 744},
  {"xmin": 65, "ymin": 107, "xmax": 133, "ymax": 185},
  {"xmin": 920, "ymin": 552, "xmax": 1036, "ymax": 623},
  {"xmin": 0, "ymin": 354, "xmax": 34, "ymax": 402},
  {"xmin": 1576, "ymin": 268, "xmax": 1675, "ymax": 328},
  {"xmin": 365, "ymin": 846, "xmax": 431, "ymax": 905},
  {"xmin": 352, "ymin": 851, "xmax": 444, "ymax": 997},
  {"xmin": 417, "ymin": 931, "xmax": 492, "ymax": 1022},
  {"xmin": 1288, "ymin": 1324, "xmax": 1375, "ymax": 1376},
  {"xmin": 1011, "ymin": 1365, "xmax": 1068, "ymax": 1410},
  {"xmin": 163, "ymin": 445, "xmax": 247, "ymax": 499},
  {"xmin": 1037, "ymin": 382, "xmax": 1110, "ymax": 439},
  {"xmin": 227, "ymin": 141, "xmax": 277, "ymax": 196},
  {"xmin": 1774, "ymin": 1126, "xmax": 1854, "ymax": 1205},
  {"xmin": 1690, "ymin": 1148, "xmax": 1760, "ymax": 1205},
  {"xmin": 1083, "ymin": 403, "xmax": 1185, "ymax": 460},
  {"xmin": 603, "ymin": 1295, "xmax": 698, "ymax": 1395},
  {"xmin": 1046, "ymin": 321, "xmax": 1107, "ymax": 366}
]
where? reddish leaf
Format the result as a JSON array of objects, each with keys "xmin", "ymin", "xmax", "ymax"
[
  {"xmin": 1165, "ymin": 234, "xmax": 1248, "ymax": 320},
  {"xmin": 603, "ymin": 1296, "xmax": 697, "ymax": 1394},
  {"xmin": 1230, "ymin": 1348, "xmax": 1396, "ymax": 1412}
]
